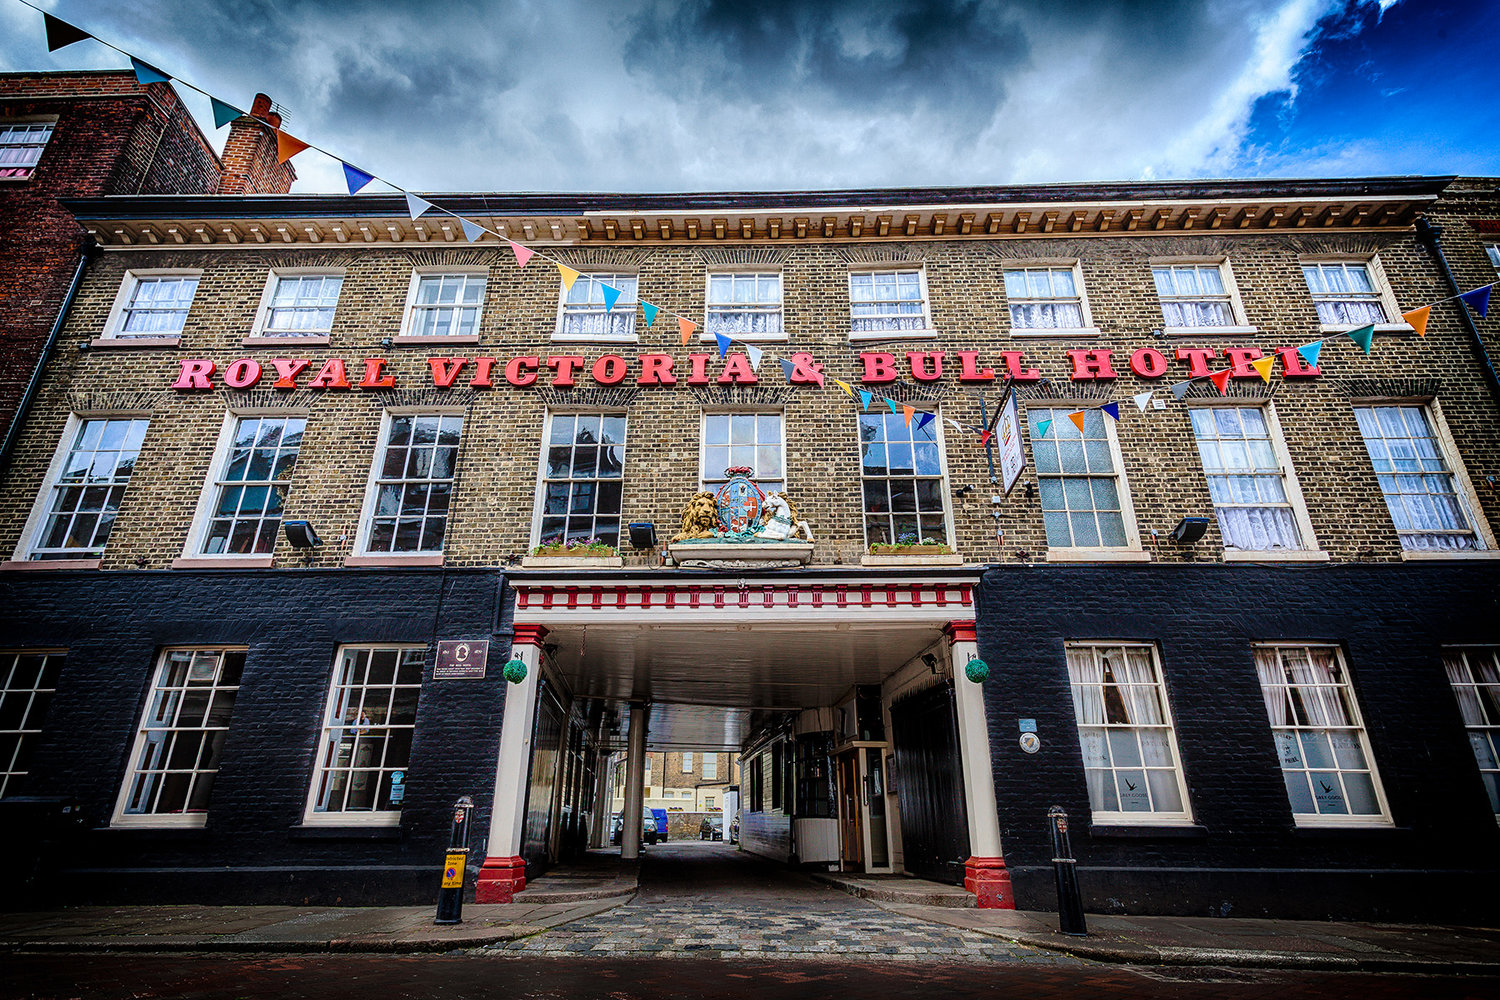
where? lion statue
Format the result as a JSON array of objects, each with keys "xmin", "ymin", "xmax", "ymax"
[
  {"xmin": 753, "ymin": 492, "xmax": 814, "ymax": 542},
  {"xmin": 671, "ymin": 491, "xmax": 720, "ymax": 542}
]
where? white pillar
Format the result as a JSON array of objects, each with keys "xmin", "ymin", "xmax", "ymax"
[
  {"xmin": 621, "ymin": 703, "xmax": 648, "ymax": 859},
  {"xmin": 946, "ymin": 619, "xmax": 1014, "ymax": 908},
  {"xmin": 476, "ymin": 624, "xmax": 547, "ymax": 903}
]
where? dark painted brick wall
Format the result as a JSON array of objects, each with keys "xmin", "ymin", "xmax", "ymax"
[
  {"xmin": 976, "ymin": 562, "xmax": 1500, "ymax": 922},
  {"xmin": 0, "ymin": 568, "xmax": 513, "ymax": 904}
]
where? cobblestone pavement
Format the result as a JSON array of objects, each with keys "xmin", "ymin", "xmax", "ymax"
[{"xmin": 491, "ymin": 841, "xmax": 1081, "ymax": 964}]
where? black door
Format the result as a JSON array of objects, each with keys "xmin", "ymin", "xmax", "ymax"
[
  {"xmin": 520, "ymin": 680, "xmax": 564, "ymax": 879},
  {"xmin": 889, "ymin": 682, "xmax": 970, "ymax": 884}
]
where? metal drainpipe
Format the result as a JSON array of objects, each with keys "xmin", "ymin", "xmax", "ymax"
[
  {"xmin": 1415, "ymin": 217, "xmax": 1500, "ymax": 410},
  {"xmin": 0, "ymin": 246, "xmax": 94, "ymax": 479}
]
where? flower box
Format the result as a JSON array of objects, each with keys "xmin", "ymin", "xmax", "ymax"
[{"xmin": 867, "ymin": 543, "xmax": 953, "ymax": 556}]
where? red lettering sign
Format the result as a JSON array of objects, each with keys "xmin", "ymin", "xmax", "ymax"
[
  {"xmin": 504, "ymin": 356, "xmax": 538, "ymax": 387},
  {"xmin": 360, "ymin": 358, "xmax": 395, "ymax": 388},
  {"xmin": 1067, "ymin": 349, "xmax": 1118, "ymax": 380},
  {"xmin": 172, "ymin": 359, "xmax": 216, "ymax": 390},
  {"xmin": 861, "ymin": 352, "xmax": 898, "ymax": 384},
  {"xmin": 223, "ymin": 358, "xmax": 262, "ymax": 389},
  {"xmin": 269, "ymin": 359, "xmax": 310, "ymax": 389},
  {"xmin": 955, "ymin": 350, "xmax": 994, "ymax": 382}
]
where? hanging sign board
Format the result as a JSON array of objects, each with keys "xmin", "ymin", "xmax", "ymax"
[
  {"xmin": 434, "ymin": 639, "xmax": 488, "ymax": 680},
  {"xmin": 997, "ymin": 389, "xmax": 1025, "ymax": 495}
]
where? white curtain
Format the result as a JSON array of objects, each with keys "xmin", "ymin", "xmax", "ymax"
[
  {"xmin": 1285, "ymin": 648, "xmax": 1349, "ymax": 726},
  {"xmin": 1217, "ymin": 506, "xmax": 1301, "ymax": 550},
  {"xmin": 1162, "ymin": 300, "xmax": 1231, "ymax": 327},
  {"xmin": 1254, "ymin": 648, "xmax": 1291, "ymax": 726},
  {"xmin": 1066, "ymin": 646, "xmax": 1104, "ymax": 725},
  {"xmin": 1009, "ymin": 302, "xmax": 1083, "ymax": 329},
  {"xmin": 1116, "ymin": 646, "xmax": 1164, "ymax": 724},
  {"xmin": 1444, "ymin": 654, "xmax": 1484, "ymax": 726}
]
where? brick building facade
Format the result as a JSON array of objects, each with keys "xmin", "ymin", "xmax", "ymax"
[{"xmin": 0, "ymin": 176, "xmax": 1496, "ymax": 919}]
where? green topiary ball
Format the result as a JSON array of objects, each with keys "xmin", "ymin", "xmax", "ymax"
[
  {"xmin": 965, "ymin": 658, "xmax": 990, "ymax": 683},
  {"xmin": 503, "ymin": 658, "xmax": 528, "ymax": 683}
]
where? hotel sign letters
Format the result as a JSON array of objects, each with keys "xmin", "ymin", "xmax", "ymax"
[{"xmin": 169, "ymin": 347, "xmax": 1321, "ymax": 392}]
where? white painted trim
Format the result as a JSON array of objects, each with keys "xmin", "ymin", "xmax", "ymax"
[
  {"xmin": 531, "ymin": 409, "xmax": 630, "ymax": 550},
  {"xmin": 247, "ymin": 268, "xmax": 346, "ymax": 339},
  {"xmin": 99, "ymin": 269, "xmax": 201, "ymax": 341},
  {"xmin": 1299, "ymin": 253, "xmax": 1403, "ymax": 328},
  {"xmin": 550, "ymin": 270, "xmax": 639, "ymax": 343},
  {"xmin": 1192, "ymin": 399, "xmax": 1322, "ymax": 556},
  {"xmin": 846, "ymin": 265, "xmax": 933, "ymax": 341},
  {"xmin": 352, "ymin": 408, "xmax": 466, "ymax": 557},
  {"xmin": 951, "ymin": 638, "xmax": 1003, "ymax": 859},
  {"xmin": 699, "ymin": 408, "xmax": 786, "ymax": 492},
  {"xmin": 700, "ymin": 268, "xmax": 786, "ymax": 343},
  {"xmin": 396, "ymin": 267, "xmax": 489, "ymax": 341},
  {"xmin": 1223, "ymin": 549, "xmax": 1331, "ymax": 562},
  {"xmin": 1046, "ymin": 548, "xmax": 1152, "ymax": 562}
]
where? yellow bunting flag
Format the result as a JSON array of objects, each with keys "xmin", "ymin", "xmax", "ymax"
[
  {"xmin": 1402, "ymin": 305, "xmax": 1431, "ymax": 338},
  {"xmin": 834, "ymin": 379, "xmax": 854, "ymax": 397},
  {"xmin": 557, "ymin": 265, "xmax": 580, "ymax": 290},
  {"xmin": 275, "ymin": 131, "xmax": 310, "ymax": 164},
  {"xmin": 1067, "ymin": 410, "xmax": 1087, "ymax": 433},
  {"xmin": 902, "ymin": 404, "xmax": 915, "ymax": 426},
  {"xmin": 1250, "ymin": 355, "xmax": 1275, "ymax": 382},
  {"xmin": 679, "ymin": 317, "xmax": 697, "ymax": 346}
]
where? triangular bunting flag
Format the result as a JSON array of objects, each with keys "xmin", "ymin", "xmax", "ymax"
[
  {"xmin": 211, "ymin": 98, "xmax": 244, "ymax": 129},
  {"xmin": 833, "ymin": 379, "xmax": 854, "ymax": 397},
  {"xmin": 981, "ymin": 430, "xmax": 992, "ymax": 447},
  {"xmin": 342, "ymin": 162, "xmax": 374, "ymax": 194},
  {"xmin": 642, "ymin": 302, "xmax": 658, "ymax": 327},
  {"xmin": 459, "ymin": 218, "xmax": 485, "ymax": 243},
  {"xmin": 1170, "ymin": 381, "xmax": 1192, "ymax": 401},
  {"xmin": 1101, "ymin": 401, "xmax": 1120, "ymax": 421},
  {"xmin": 508, "ymin": 241, "xmax": 534, "ymax": 268},
  {"xmin": 902, "ymin": 404, "xmax": 915, "ymax": 427},
  {"xmin": 1402, "ymin": 305, "xmax": 1431, "ymax": 338},
  {"xmin": 1067, "ymin": 411, "xmax": 1088, "ymax": 433},
  {"xmin": 916, "ymin": 412, "xmax": 935, "ymax": 432},
  {"xmin": 780, "ymin": 357, "xmax": 796, "ymax": 379},
  {"xmin": 43, "ymin": 13, "xmax": 91, "ymax": 51},
  {"xmin": 275, "ymin": 131, "xmax": 309, "ymax": 164},
  {"xmin": 859, "ymin": 390, "xmax": 873, "ymax": 411},
  {"xmin": 1209, "ymin": 369, "xmax": 1231, "ymax": 394},
  {"xmin": 1459, "ymin": 284, "xmax": 1492, "ymax": 318},
  {"xmin": 946, "ymin": 418, "xmax": 963, "ymax": 431},
  {"xmin": 405, "ymin": 192, "xmax": 434, "ymax": 220},
  {"xmin": 600, "ymin": 284, "xmax": 622, "ymax": 313},
  {"xmin": 1298, "ymin": 341, "xmax": 1323, "ymax": 368},
  {"xmin": 130, "ymin": 57, "xmax": 171, "ymax": 85},
  {"xmin": 678, "ymin": 318, "xmax": 696, "ymax": 346},
  {"xmin": 887, "ymin": 399, "xmax": 901, "ymax": 416},
  {"xmin": 557, "ymin": 265, "xmax": 581, "ymax": 290},
  {"xmin": 746, "ymin": 343, "xmax": 763, "ymax": 371},
  {"xmin": 1345, "ymin": 324, "xmax": 1375, "ymax": 355},
  {"xmin": 715, "ymin": 333, "xmax": 732, "ymax": 359},
  {"xmin": 1251, "ymin": 355, "xmax": 1275, "ymax": 382},
  {"xmin": 1133, "ymin": 390, "xmax": 1153, "ymax": 412},
  {"xmin": 1035, "ymin": 419, "xmax": 1053, "ymax": 439}
]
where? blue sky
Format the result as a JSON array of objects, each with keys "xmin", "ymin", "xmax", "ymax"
[{"xmin": 0, "ymin": 0, "xmax": 1494, "ymax": 194}]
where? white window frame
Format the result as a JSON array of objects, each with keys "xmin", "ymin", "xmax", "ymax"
[
  {"xmin": 1253, "ymin": 643, "xmax": 1392, "ymax": 828},
  {"xmin": 1300, "ymin": 256, "xmax": 1409, "ymax": 334},
  {"xmin": 531, "ymin": 410, "xmax": 628, "ymax": 549},
  {"xmin": 1442, "ymin": 646, "xmax": 1500, "ymax": 821},
  {"xmin": 1188, "ymin": 402, "xmax": 1325, "ymax": 562},
  {"xmin": 14, "ymin": 413, "xmax": 150, "ymax": 564},
  {"xmin": 1151, "ymin": 258, "xmax": 1256, "ymax": 336},
  {"xmin": 98, "ymin": 270, "xmax": 201, "ymax": 344},
  {"xmin": 179, "ymin": 410, "xmax": 308, "ymax": 566},
  {"xmin": 682, "ymin": 752, "xmax": 694, "ymax": 773},
  {"xmin": 248, "ymin": 269, "xmax": 344, "ymax": 342},
  {"xmin": 1065, "ymin": 641, "xmax": 1194, "ymax": 825},
  {"xmin": 302, "ymin": 644, "xmax": 425, "ymax": 827},
  {"xmin": 1002, "ymin": 261, "xmax": 1099, "ymax": 337},
  {"xmin": 552, "ymin": 271, "xmax": 638, "ymax": 342},
  {"xmin": 394, "ymin": 268, "xmax": 487, "ymax": 342},
  {"xmin": 700, "ymin": 411, "xmax": 786, "ymax": 494},
  {"xmin": 703, "ymin": 753, "xmax": 718, "ymax": 780},
  {"xmin": 112, "ymin": 647, "xmax": 245, "ymax": 828},
  {"xmin": 0, "ymin": 118, "xmax": 56, "ymax": 181},
  {"xmin": 847, "ymin": 267, "xmax": 935, "ymax": 341},
  {"xmin": 1030, "ymin": 406, "xmax": 1148, "ymax": 562},
  {"xmin": 702, "ymin": 270, "xmax": 785, "ymax": 342},
  {"xmin": 353, "ymin": 409, "xmax": 465, "ymax": 560},
  {"xmin": 1486, "ymin": 246, "xmax": 1500, "ymax": 274},
  {"xmin": 1354, "ymin": 399, "xmax": 1496, "ymax": 559},
  {"xmin": 856, "ymin": 405, "xmax": 956, "ymax": 551},
  {"xmin": 0, "ymin": 649, "xmax": 65, "ymax": 799}
]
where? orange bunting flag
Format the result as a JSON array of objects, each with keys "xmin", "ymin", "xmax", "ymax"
[
  {"xmin": 275, "ymin": 131, "xmax": 310, "ymax": 164},
  {"xmin": 1402, "ymin": 304, "xmax": 1431, "ymax": 338},
  {"xmin": 1250, "ymin": 355, "xmax": 1275, "ymax": 383},
  {"xmin": 1209, "ymin": 369, "xmax": 1231, "ymax": 394},
  {"xmin": 1067, "ymin": 410, "xmax": 1087, "ymax": 433},
  {"xmin": 679, "ymin": 317, "xmax": 697, "ymax": 346},
  {"xmin": 902, "ymin": 404, "xmax": 915, "ymax": 427},
  {"xmin": 557, "ymin": 265, "xmax": 581, "ymax": 290}
]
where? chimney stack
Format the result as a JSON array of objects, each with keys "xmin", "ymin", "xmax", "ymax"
[{"xmin": 216, "ymin": 93, "xmax": 296, "ymax": 195}]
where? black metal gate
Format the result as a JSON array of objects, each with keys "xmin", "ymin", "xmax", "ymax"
[{"xmin": 889, "ymin": 681, "xmax": 970, "ymax": 884}]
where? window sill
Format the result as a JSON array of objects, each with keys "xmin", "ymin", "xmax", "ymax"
[
  {"xmin": 1222, "ymin": 548, "xmax": 1330, "ymax": 563},
  {"xmin": 1162, "ymin": 325, "xmax": 1259, "ymax": 337},
  {"xmin": 1291, "ymin": 822, "xmax": 1405, "ymax": 838},
  {"xmin": 89, "ymin": 336, "xmax": 180, "ymax": 348},
  {"xmin": 1, "ymin": 558, "xmax": 103, "ymax": 571},
  {"xmin": 1318, "ymin": 323, "xmax": 1413, "ymax": 335},
  {"xmin": 289, "ymin": 822, "xmax": 404, "ymax": 840},
  {"xmin": 391, "ymin": 334, "xmax": 481, "ymax": 346},
  {"xmin": 1399, "ymin": 548, "xmax": 1499, "ymax": 561},
  {"xmin": 697, "ymin": 332, "xmax": 787, "ymax": 343},
  {"xmin": 1007, "ymin": 327, "xmax": 1102, "ymax": 339},
  {"xmin": 1090, "ymin": 823, "xmax": 1208, "ymax": 839},
  {"xmin": 344, "ymin": 553, "xmax": 445, "ymax": 567},
  {"xmin": 171, "ymin": 556, "xmax": 275, "ymax": 570},
  {"xmin": 861, "ymin": 552, "xmax": 963, "ymax": 567},
  {"xmin": 549, "ymin": 333, "xmax": 639, "ymax": 344},
  {"xmin": 101, "ymin": 824, "xmax": 210, "ymax": 837},
  {"xmin": 242, "ymin": 334, "xmax": 332, "ymax": 347},
  {"xmin": 1045, "ymin": 548, "xmax": 1150, "ymax": 563},
  {"xmin": 848, "ymin": 328, "xmax": 939, "ymax": 343},
  {"xmin": 110, "ymin": 816, "xmax": 208, "ymax": 830}
]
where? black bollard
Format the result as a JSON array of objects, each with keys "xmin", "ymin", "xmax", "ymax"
[
  {"xmin": 435, "ymin": 795, "xmax": 474, "ymax": 925},
  {"xmin": 1048, "ymin": 805, "xmax": 1087, "ymax": 936}
]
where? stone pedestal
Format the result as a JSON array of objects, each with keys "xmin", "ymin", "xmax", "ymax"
[
  {"xmin": 666, "ymin": 541, "xmax": 813, "ymax": 568},
  {"xmin": 964, "ymin": 856, "xmax": 1016, "ymax": 909},
  {"xmin": 475, "ymin": 855, "xmax": 527, "ymax": 903}
]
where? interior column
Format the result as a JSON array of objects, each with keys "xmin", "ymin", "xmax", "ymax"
[
  {"xmin": 475, "ymin": 623, "xmax": 548, "ymax": 903},
  {"xmin": 621, "ymin": 702, "xmax": 648, "ymax": 859},
  {"xmin": 946, "ymin": 619, "xmax": 1015, "ymax": 909}
]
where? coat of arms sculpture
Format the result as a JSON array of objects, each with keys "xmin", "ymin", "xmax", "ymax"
[{"xmin": 670, "ymin": 467, "xmax": 813, "ymax": 567}]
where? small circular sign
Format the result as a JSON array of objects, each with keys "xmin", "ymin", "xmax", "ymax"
[{"xmin": 1019, "ymin": 732, "xmax": 1041, "ymax": 754}]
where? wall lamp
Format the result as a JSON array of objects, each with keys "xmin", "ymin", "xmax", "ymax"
[
  {"xmin": 921, "ymin": 653, "xmax": 940, "ymax": 674},
  {"xmin": 953, "ymin": 484, "xmax": 974, "ymax": 498},
  {"xmin": 628, "ymin": 522, "xmax": 658, "ymax": 549},
  {"xmin": 283, "ymin": 520, "xmax": 323, "ymax": 548},
  {"xmin": 1170, "ymin": 517, "xmax": 1210, "ymax": 543}
]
